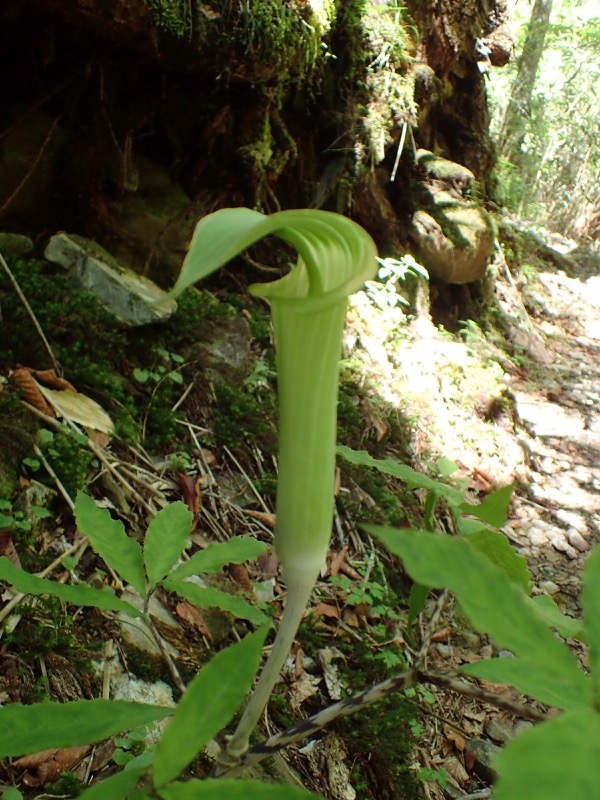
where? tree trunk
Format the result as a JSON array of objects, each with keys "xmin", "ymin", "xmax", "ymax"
[{"xmin": 499, "ymin": 0, "xmax": 553, "ymax": 160}]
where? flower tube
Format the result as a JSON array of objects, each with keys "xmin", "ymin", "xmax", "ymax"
[{"xmin": 168, "ymin": 208, "xmax": 378, "ymax": 764}]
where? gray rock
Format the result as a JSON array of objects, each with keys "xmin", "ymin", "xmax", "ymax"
[
  {"xmin": 567, "ymin": 528, "xmax": 589, "ymax": 552},
  {"xmin": 0, "ymin": 233, "xmax": 34, "ymax": 257},
  {"xmin": 484, "ymin": 718, "xmax": 514, "ymax": 744},
  {"xmin": 465, "ymin": 738, "xmax": 502, "ymax": 783},
  {"xmin": 44, "ymin": 232, "xmax": 177, "ymax": 327}
]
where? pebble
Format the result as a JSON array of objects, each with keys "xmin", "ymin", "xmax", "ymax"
[
  {"xmin": 465, "ymin": 738, "xmax": 502, "ymax": 783},
  {"xmin": 528, "ymin": 526, "xmax": 551, "ymax": 546},
  {"xmin": 484, "ymin": 719, "xmax": 514, "ymax": 744},
  {"xmin": 539, "ymin": 580, "xmax": 560, "ymax": 595},
  {"xmin": 567, "ymin": 528, "xmax": 589, "ymax": 552},
  {"xmin": 551, "ymin": 538, "xmax": 579, "ymax": 560}
]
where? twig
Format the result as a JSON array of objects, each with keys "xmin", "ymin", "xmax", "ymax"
[
  {"xmin": 34, "ymin": 444, "xmax": 74, "ymax": 510},
  {"xmin": 0, "ymin": 250, "xmax": 61, "ymax": 374},
  {"xmin": 146, "ymin": 614, "xmax": 186, "ymax": 695}
]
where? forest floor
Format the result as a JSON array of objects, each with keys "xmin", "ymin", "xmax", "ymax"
[{"xmin": 0, "ymin": 227, "xmax": 598, "ymax": 799}]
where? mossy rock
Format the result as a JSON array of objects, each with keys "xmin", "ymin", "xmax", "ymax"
[{"xmin": 0, "ymin": 392, "xmax": 38, "ymax": 497}]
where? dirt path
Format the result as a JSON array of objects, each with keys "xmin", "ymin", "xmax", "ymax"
[{"xmin": 508, "ymin": 247, "xmax": 600, "ymax": 610}]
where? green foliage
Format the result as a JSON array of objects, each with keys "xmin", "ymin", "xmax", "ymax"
[
  {"xmin": 145, "ymin": 0, "xmax": 190, "ymax": 37},
  {"xmin": 212, "ymin": 382, "xmax": 272, "ymax": 449},
  {"xmin": 0, "ymin": 700, "xmax": 173, "ymax": 758},
  {"xmin": 153, "ymin": 627, "xmax": 268, "ymax": 788}
]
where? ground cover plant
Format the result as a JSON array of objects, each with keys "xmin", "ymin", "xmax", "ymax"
[{"xmin": 0, "ymin": 209, "xmax": 598, "ymax": 799}]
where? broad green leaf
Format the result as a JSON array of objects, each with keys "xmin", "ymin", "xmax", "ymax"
[
  {"xmin": 337, "ymin": 445, "xmax": 466, "ymax": 506},
  {"xmin": 494, "ymin": 710, "xmax": 600, "ymax": 800},
  {"xmin": 408, "ymin": 582, "xmax": 430, "ymax": 623},
  {"xmin": 75, "ymin": 492, "xmax": 146, "ymax": 597},
  {"xmin": 582, "ymin": 546, "xmax": 600, "ymax": 703},
  {"xmin": 463, "ymin": 528, "xmax": 530, "ymax": 592},
  {"xmin": 529, "ymin": 594, "xmax": 586, "ymax": 641},
  {"xmin": 2, "ymin": 789, "xmax": 24, "ymax": 800},
  {"xmin": 0, "ymin": 557, "xmax": 141, "ymax": 617},
  {"xmin": 460, "ymin": 484, "xmax": 514, "ymax": 527},
  {"xmin": 144, "ymin": 502, "xmax": 193, "ymax": 590},
  {"xmin": 168, "ymin": 538, "xmax": 267, "ymax": 582},
  {"xmin": 460, "ymin": 658, "xmax": 587, "ymax": 710},
  {"xmin": 153, "ymin": 627, "xmax": 269, "ymax": 788},
  {"xmin": 159, "ymin": 779, "xmax": 321, "ymax": 800},
  {"xmin": 163, "ymin": 577, "xmax": 267, "ymax": 625},
  {"xmin": 0, "ymin": 700, "xmax": 172, "ymax": 758},
  {"xmin": 78, "ymin": 762, "xmax": 147, "ymax": 799},
  {"xmin": 168, "ymin": 208, "xmax": 377, "ymax": 304},
  {"xmin": 367, "ymin": 527, "xmax": 590, "ymax": 710}
]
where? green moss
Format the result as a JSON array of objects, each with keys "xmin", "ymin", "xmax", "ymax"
[
  {"xmin": 144, "ymin": 0, "xmax": 190, "ymax": 37},
  {"xmin": 212, "ymin": 382, "xmax": 274, "ymax": 450},
  {"xmin": 0, "ymin": 391, "xmax": 38, "ymax": 497}
]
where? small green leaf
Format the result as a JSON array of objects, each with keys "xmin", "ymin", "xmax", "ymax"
[
  {"xmin": 494, "ymin": 710, "xmax": 600, "ymax": 800},
  {"xmin": 167, "ymin": 538, "xmax": 267, "ymax": 582},
  {"xmin": 460, "ymin": 658, "xmax": 588, "ymax": 710},
  {"xmin": 368, "ymin": 527, "xmax": 590, "ymax": 710},
  {"xmin": 153, "ymin": 627, "xmax": 269, "ymax": 788},
  {"xmin": 2, "ymin": 789, "xmax": 24, "ymax": 800},
  {"xmin": 163, "ymin": 577, "xmax": 267, "ymax": 625},
  {"xmin": 582, "ymin": 546, "xmax": 600, "ymax": 703},
  {"xmin": 460, "ymin": 484, "xmax": 514, "ymax": 527},
  {"xmin": 529, "ymin": 594, "xmax": 586, "ymax": 641},
  {"xmin": 159, "ymin": 780, "xmax": 322, "ymax": 800},
  {"xmin": 337, "ymin": 446, "xmax": 466, "ymax": 506},
  {"xmin": 75, "ymin": 492, "xmax": 146, "ymax": 597},
  {"xmin": 0, "ymin": 700, "xmax": 172, "ymax": 758},
  {"xmin": 78, "ymin": 762, "xmax": 147, "ymax": 799},
  {"xmin": 133, "ymin": 368, "xmax": 149, "ymax": 383},
  {"xmin": 0, "ymin": 557, "xmax": 141, "ymax": 617},
  {"xmin": 463, "ymin": 528, "xmax": 530, "ymax": 591},
  {"xmin": 144, "ymin": 502, "xmax": 193, "ymax": 590},
  {"xmin": 408, "ymin": 582, "xmax": 430, "ymax": 623}
]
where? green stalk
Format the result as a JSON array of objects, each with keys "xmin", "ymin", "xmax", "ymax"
[{"xmin": 165, "ymin": 207, "xmax": 377, "ymax": 766}]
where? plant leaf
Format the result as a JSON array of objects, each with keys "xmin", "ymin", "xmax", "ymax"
[
  {"xmin": 153, "ymin": 627, "xmax": 269, "ymax": 788},
  {"xmin": 459, "ymin": 484, "xmax": 514, "ymax": 527},
  {"xmin": 77, "ymin": 762, "xmax": 148, "ymax": 799},
  {"xmin": 460, "ymin": 658, "xmax": 586, "ymax": 710},
  {"xmin": 367, "ymin": 527, "xmax": 590, "ymax": 710},
  {"xmin": 0, "ymin": 557, "xmax": 141, "ymax": 617},
  {"xmin": 337, "ymin": 445, "xmax": 466, "ymax": 505},
  {"xmin": 162, "ymin": 577, "xmax": 267, "ymax": 625},
  {"xmin": 582, "ymin": 546, "xmax": 600, "ymax": 704},
  {"xmin": 144, "ymin": 502, "xmax": 193, "ymax": 590},
  {"xmin": 168, "ymin": 208, "xmax": 377, "ymax": 304},
  {"xmin": 75, "ymin": 492, "xmax": 146, "ymax": 597},
  {"xmin": 158, "ymin": 779, "xmax": 322, "ymax": 800},
  {"xmin": 529, "ymin": 594, "xmax": 586, "ymax": 641},
  {"xmin": 463, "ymin": 528, "xmax": 530, "ymax": 591},
  {"xmin": 494, "ymin": 710, "xmax": 600, "ymax": 800},
  {"xmin": 168, "ymin": 538, "xmax": 267, "ymax": 582},
  {"xmin": 0, "ymin": 700, "xmax": 172, "ymax": 758}
]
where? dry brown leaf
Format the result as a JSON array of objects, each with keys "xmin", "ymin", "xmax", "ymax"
[
  {"xmin": 177, "ymin": 473, "xmax": 202, "ymax": 514},
  {"xmin": 444, "ymin": 725, "xmax": 467, "ymax": 753},
  {"xmin": 0, "ymin": 529, "xmax": 21, "ymax": 568},
  {"xmin": 241, "ymin": 508, "xmax": 276, "ymax": 528},
  {"xmin": 256, "ymin": 549, "xmax": 279, "ymax": 579},
  {"xmin": 228, "ymin": 562, "xmax": 254, "ymax": 593},
  {"xmin": 329, "ymin": 547, "xmax": 348, "ymax": 578},
  {"xmin": 289, "ymin": 673, "xmax": 321, "ymax": 710},
  {"xmin": 13, "ymin": 745, "xmax": 91, "ymax": 786},
  {"xmin": 444, "ymin": 755, "xmax": 470, "ymax": 787},
  {"xmin": 313, "ymin": 601, "xmax": 340, "ymax": 620},
  {"xmin": 175, "ymin": 601, "xmax": 214, "ymax": 642},
  {"xmin": 32, "ymin": 368, "xmax": 76, "ymax": 392},
  {"xmin": 11, "ymin": 367, "xmax": 55, "ymax": 416},
  {"xmin": 38, "ymin": 385, "xmax": 114, "ymax": 434},
  {"xmin": 89, "ymin": 740, "xmax": 115, "ymax": 772}
]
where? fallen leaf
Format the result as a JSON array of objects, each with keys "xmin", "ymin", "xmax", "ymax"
[
  {"xmin": 329, "ymin": 547, "xmax": 349, "ymax": 578},
  {"xmin": 289, "ymin": 672, "xmax": 321, "ymax": 710},
  {"xmin": 0, "ymin": 530, "xmax": 21, "ymax": 568},
  {"xmin": 39, "ymin": 385, "xmax": 114, "ymax": 434},
  {"xmin": 241, "ymin": 508, "xmax": 276, "ymax": 528},
  {"xmin": 228, "ymin": 562, "xmax": 254, "ymax": 593},
  {"xmin": 13, "ymin": 745, "xmax": 91, "ymax": 786},
  {"xmin": 257, "ymin": 549, "xmax": 279, "ymax": 579},
  {"xmin": 175, "ymin": 601, "xmax": 213, "ymax": 642},
  {"xmin": 313, "ymin": 601, "xmax": 340, "ymax": 620},
  {"xmin": 89, "ymin": 739, "xmax": 115, "ymax": 771},
  {"xmin": 32, "ymin": 368, "xmax": 76, "ymax": 392},
  {"xmin": 177, "ymin": 473, "xmax": 202, "ymax": 514},
  {"xmin": 444, "ymin": 755, "xmax": 470, "ymax": 786},
  {"xmin": 444, "ymin": 725, "xmax": 467, "ymax": 752},
  {"xmin": 11, "ymin": 367, "xmax": 55, "ymax": 416}
]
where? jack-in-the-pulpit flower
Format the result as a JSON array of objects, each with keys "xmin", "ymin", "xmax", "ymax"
[{"xmin": 168, "ymin": 208, "xmax": 378, "ymax": 765}]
